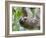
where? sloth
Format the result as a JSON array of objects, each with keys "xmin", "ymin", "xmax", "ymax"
[{"xmin": 19, "ymin": 7, "xmax": 40, "ymax": 30}]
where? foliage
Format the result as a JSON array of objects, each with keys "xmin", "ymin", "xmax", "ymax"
[{"xmin": 12, "ymin": 7, "xmax": 24, "ymax": 31}]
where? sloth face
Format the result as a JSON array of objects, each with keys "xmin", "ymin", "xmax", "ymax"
[
  {"xmin": 19, "ymin": 17, "xmax": 27, "ymax": 25},
  {"xmin": 20, "ymin": 17, "xmax": 27, "ymax": 23}
]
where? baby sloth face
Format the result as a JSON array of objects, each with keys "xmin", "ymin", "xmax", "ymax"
[
  {"xmin": 19, "ymin": 17, "xmax": 28, "ymax": 26},
  {"xmin": 20, "ymin": 17, "xmax": 27, "ymax": 23}
]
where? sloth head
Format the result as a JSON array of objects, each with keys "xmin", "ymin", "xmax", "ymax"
[{"xmin": 19, "ymin": 8, "xmax": 40, "ymax": 30}]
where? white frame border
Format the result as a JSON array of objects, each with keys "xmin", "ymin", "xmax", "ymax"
[{"xmin": 9, "ymin": 4, "xmax": 43, "ymax": 34}]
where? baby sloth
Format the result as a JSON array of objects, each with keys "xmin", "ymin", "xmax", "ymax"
[{"xmin": 19, "ymin": 7, "xmax": 40, "ymax": 30}]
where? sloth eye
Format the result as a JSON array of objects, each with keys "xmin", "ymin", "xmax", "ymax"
[{"xmin": 24, "ymin": 18, "xmax": 27, "ymax": 20}]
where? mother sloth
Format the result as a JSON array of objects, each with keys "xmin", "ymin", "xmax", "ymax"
[{"xmin": 19, "ymin": 7, "xmax": 40, "ymax": 30}]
